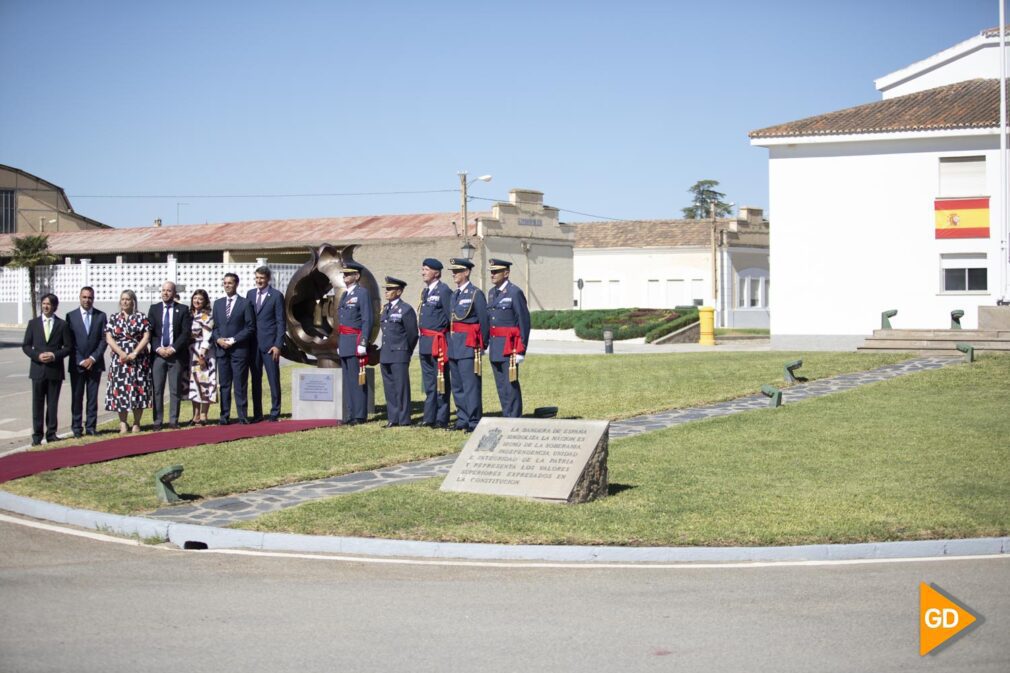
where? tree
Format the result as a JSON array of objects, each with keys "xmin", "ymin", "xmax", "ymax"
[
  {"xmin": 681, "ymin": 179, "xmax": 733, "ymax": 219},
  {"xmin": 7, "ymin": 235, "xmax": 57, "ymax": 319}
]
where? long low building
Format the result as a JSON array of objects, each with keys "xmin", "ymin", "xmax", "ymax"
[{"xmin": 0, "ymin": 188, "xmax": 576, "ymax": 318}]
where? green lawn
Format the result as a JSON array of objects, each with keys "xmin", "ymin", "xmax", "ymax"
[
  {"xmin": 238, "ymin": 355, "xmax": 1010, "ymax": 546},
  {"xmin": 5, "ymin": 351, "xmax": 908, "ymax": 516}
]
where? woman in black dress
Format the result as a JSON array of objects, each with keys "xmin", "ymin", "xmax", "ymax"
[{"xmin": 104, "ymin": 289, "xmax": 153, "ymax": 433}]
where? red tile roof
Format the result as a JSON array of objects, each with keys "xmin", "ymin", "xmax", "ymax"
[
  {"xmin": 0, "ymin": 211, "xmax": 488, "ymax": 255},
  {"xmin": 750, "ymin": 79, "xmax": 1004, "ymax": 139}
]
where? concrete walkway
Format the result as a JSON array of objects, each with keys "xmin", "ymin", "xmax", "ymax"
[{"xmin": 147, "ymin": 354, "xmax": 961, "ymax": 526}]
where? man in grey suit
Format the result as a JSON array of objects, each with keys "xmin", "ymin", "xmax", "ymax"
[
  {"xmin": 66, "ymin": 286, "xmax": 107, "ymax": 437},
  {"xmin": 148, "ymin": 281, "xmax": 192, "ymax": 430},
  {"xmin": 23, "ymin": 293, "xmax": 72, "ymax": 445},
  {"xmin": 246, "ymin": 266, "xmax": 285, "ymax": 422}
]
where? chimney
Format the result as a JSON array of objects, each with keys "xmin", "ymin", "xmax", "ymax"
[
  {"xmin": 154, "ymin": 218, "xmax": 162, "ymax": 227},
  {"xmin": 509, "ymin": 189, "xmax": 544, "ymax": 206},
  {"xmin": 738, "ymin": 206, "xmax": 764, "ymax": 225}
]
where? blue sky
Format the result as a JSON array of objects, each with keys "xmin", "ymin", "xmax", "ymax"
[{"xmin": 0, "ymin": 0, "xmax": 998, "ymax": 227}]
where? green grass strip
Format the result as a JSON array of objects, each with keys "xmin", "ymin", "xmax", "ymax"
[{"xmin": 238, "ymin": 355, "xmax": 1010, "ymax": 547}]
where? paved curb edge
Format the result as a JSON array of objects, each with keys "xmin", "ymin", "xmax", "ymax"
[{"xmin": 2, "ymin": 489, "xmax": 1008, "ymax": 562}]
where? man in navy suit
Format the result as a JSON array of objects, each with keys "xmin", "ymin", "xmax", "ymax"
[
  {"xmin": 378, "ymin": 276, "xmax": 418, "ymax": 427},
  {"xmin": 148, "ymin": 281, "xmax": 192, "ymax": 429},
  {"xmin": 336, "ymin": 261, "xmax": 373, "ymax": 425},
  {"xmin": 487, "ymin": 259, "xmax": 531, "ymax": 418},
  {"xmin": 212, "ymin": 273, "xmax": 254, "ymax": 425},
  {"xmin": 246, "ymin": 266, "xmax": 285, "ymax": 422},
  {"xmin": 66, "ymin": 286, "xmax": 107, "ymax": 437},
  {"xmin": 22, "ymin": 293, "xmax": 72, "ymax": 445},
  {"xmin": 446, "ymin": 258, "xmax": 489, "ymax": 432}
]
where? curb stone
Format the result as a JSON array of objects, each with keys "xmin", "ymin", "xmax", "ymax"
[{"xmin": 2, "ymin": 490, "xmax": 1007, "ymax": 563}]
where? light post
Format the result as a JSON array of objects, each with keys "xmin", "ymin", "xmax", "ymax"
[{"xmin": 458, "ymin": 171, "xmax": 492, "ymax": 252}]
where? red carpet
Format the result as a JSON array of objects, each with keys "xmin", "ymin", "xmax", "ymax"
[{"xmin": 0, "ymin": 419, "xmax": 340, "ymax": 484}]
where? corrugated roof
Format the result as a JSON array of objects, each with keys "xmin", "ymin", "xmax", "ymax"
[
  {"xmin": 749, "ymin": 79, "xmax": 1003, "ymax": 139},
  {"xmin": 575, "ymin": 219, "xmax": 729, "ymax": 248},
  {"xmin": 0, "ymin": 211, "xmax": 487, "ymax": 255}
]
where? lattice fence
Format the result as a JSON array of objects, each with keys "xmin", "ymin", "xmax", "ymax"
[{"xmin": 15, "ymin": 262, "xmax": 301, "ymax": 309}]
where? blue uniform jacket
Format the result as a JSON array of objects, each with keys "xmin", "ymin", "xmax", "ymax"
[
  {"xmin": 418, "ymin": 281, "xmax": 452, "ymax": 354},
  {"xmin": 379, "ymin": 300, "xmax": 418, "ymax": 364},
  {"xmin": 447, "ymin": 283, "xmax": 489, "ymax": 360},
  {"xmin": 487, "ymin": 281, "xmax": 531, "ymax": 363},
  {"xmin": 337, "ymin": 285, "xmax": 373, "ymax": 357}
]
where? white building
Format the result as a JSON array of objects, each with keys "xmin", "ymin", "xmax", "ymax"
[
  {"xmin": 572, "ymin": 208, "xmax": 769, "ymax": 328},
  {"xmin": 751, "ymin": 27, "xmax": 1010, "ymax": 349}
]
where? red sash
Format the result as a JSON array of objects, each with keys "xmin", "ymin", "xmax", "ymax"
[
  {"xmin": 490, "ymin": 326, "xmax": 525, "ymax": 355},
  {"xmin": 451, "ymin": 322, "xmax": 483, "ymax": 350},
  {"xmin": 338, "ymin": 325, "xmax": 368, "ymax": 370},
  {"xmin": 419, "ymin": 328, "xmax": 448, "ymax": 373}
]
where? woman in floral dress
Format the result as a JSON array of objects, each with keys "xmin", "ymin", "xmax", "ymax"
[
  {"xmin": 104, "ymin": 289, "xmax": 153, "ymax": 433},
  {"xmin": 186, "ymin": 289, "xmax": 217, "ymax": 425}
]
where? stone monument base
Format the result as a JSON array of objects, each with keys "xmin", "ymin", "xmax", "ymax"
[
  {"xmin": 291, "ymin": 368, "xmax": 375, "ymax": 421},
  {"xmin": 979, "ymin": 305, "xmax": 1010, "ymax": 330}
]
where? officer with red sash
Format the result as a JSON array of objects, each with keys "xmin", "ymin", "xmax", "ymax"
[
  {"xmin": 417, "ymin": 258, "xmax": 452, "ymax": 428},
  {"xmin": 487, "ymin": 258, "xmax": 530, "ymax": 418},
  {"xmin": 447, "ymin": 258, "xmax": 489, "ymax": 432},
  {"xmin": 337, "ymin": 261, "xmax": 373, "ymax": 425}
]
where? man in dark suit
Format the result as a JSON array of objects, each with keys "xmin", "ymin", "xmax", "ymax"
[
  {"xmin": 66, "ymin": 286, "xmax": 107, "ymax": 437},
  {"xmin": 336, "ymin": 261, "xmax": 373, "ymax": 425},
  {"xmin": 212, "ymin": 272, "xmax": 254, "ymax": 425},
  {"xmin": 148, "ymin": 281, "xmax": 193, "ymax": 430},
  {"xmin": 22, "ymin": 293, "xmax": 72, "ymax": 445},
  {"xmin": 378, "ymin": 276, "xmax": 418, "ymax": 427},
  {"xmin": 246, "ymin": 266, "xmax": 285, "ymax": 422}
]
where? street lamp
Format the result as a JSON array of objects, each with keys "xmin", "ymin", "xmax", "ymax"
[{"xmin": 458, "ymin": 171, "xmax": 492, "ymax": 250}]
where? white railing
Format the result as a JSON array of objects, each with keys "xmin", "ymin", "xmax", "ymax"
[{"xmin": 17, "ymin": 261, "xmax": 300, "ymax": 310}]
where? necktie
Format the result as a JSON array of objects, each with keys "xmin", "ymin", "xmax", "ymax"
[
  {"xmin": 162, "ymin": 305, "xmax": 171, "ymax": 347},
  {"xmin": 83, "ymin": 311, "xmax": 91, "ymax": 334},
  {"xmin": 44, "ymin": 318, "xmax": 52, "ymax": 341},
  {"xmin": 226, "ymin": 297, "xmax": 234, "ymax": 320},
  {"xmin": 257, "ymin": 290, "xmax": 265, "ymax": 311}
]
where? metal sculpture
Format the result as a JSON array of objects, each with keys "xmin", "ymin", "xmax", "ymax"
[{"xmin": 281, "ymin": 244, "xmax": 380, "ymax": 368}]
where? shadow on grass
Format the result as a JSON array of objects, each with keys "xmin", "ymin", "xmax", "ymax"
[{"xmin": 607, "ymin": 483, "xmax": 636, "ymax": 496}]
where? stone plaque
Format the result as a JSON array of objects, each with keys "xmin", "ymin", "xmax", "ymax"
[
  {"xmin": 299, "ymin": 373, "xmax": 334, "ymax": 402},
  {"xmin": 440, "ymin": 418, "xmax": 609, "ymax": 504}
]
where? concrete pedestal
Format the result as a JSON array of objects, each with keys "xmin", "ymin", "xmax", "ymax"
[
  {"xmin": 292, "ymin": 368, "xmax": 375, "ymax": 421},
  {"xmin": 979, "ymin": 305, "xmax": 1010, "ymax": 330}
]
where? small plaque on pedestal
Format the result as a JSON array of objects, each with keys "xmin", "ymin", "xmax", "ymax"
[{"xmin": 291, "ymin": 368, "xmax": 376, "ymax": 421}]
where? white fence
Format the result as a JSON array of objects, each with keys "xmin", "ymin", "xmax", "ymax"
[{"xmin": 0, "ymin": 262, "xmax": 301, "ymax": 324}]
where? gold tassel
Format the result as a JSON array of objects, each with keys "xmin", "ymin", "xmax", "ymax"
[
  {"xmin": 358, "ymin": 366, "xmax": 366, "ymax": 386},
  {"xmin": 437, "ymin": 369, "xmax": 445, "ymax": 394},
  {"xmin": 508, "ymin": 352, "xmax": 517, "ymax": 382},
  {"xmin": 474, "ymin": 349, "xmax": 481, "ymax": 375}
]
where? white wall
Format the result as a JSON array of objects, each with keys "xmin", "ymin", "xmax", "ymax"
[
  {"xmin": 878, "ymin": 38, "xmax": 1009, "ymax": 99},
  {"xmin": 573, "ymin": 248, "xmax": 711, "ymax": 309},
  {"xmin": 767, "ymin": 134, "xmax": 1003, "ymax": 339}
]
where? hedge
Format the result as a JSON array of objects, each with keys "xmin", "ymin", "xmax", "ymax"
[{"xmin": 530, "ymin": 308, "xmax": 698, "ymax": 341}]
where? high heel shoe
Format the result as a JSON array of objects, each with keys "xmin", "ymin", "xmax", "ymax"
[
  {"xmin": 119, "ymin": 422, "xmax": 128, "ymax": 435},
  {"xmin": 132, "ymin": 424, "xmax": 141, "ymax": 433}
]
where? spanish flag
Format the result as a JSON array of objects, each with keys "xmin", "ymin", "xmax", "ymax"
[{"xmin": 935, "ymin": 197, "xmax": 989, "ymax": 239}]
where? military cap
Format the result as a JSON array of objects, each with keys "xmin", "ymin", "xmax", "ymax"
[
  {"xmin": 341, "ymin": 261, "xmax": 364, "ymax": 274},
  {"xmin": 383, "ymin": 276, "xmax": 407, "ymax": 289},
  {"xmin": 447, "ymin": 257, "xmax": 474, "ymax": 271},
  {"xmin": 489, "ymin": 258, "xmax": 512, "ymax": 271},
  {"xmin": 421, "ymin": 258, "xmax": 443, "ymax": 270}
]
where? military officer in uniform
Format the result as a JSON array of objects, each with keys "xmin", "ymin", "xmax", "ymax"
[
  {"xmin": 379, "ymin": 276, "xmax": 418, "ymax": 427},
  {"xmin": 337, "ymin": 261, "xmax": 373, "ymax": 425},
  {"xmin": 446, "ymin": 258, "xmax": 489, "ymax": 432},
  {"xmin": 487, "ymin": 258, "xmax": 531, "ymax": 418},
  {"xmin": 417, "ymin": 258, "xmax": 452, "ymax": 428}
]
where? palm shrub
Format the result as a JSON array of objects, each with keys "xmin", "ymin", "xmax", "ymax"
[{"xmin": 7, "ymin": 235, "xmax": 57, "ymax": 319}]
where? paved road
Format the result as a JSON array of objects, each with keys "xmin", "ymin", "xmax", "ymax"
[{"xmin": 1, "ymin": 518, "xmax": 1006, "ymax": 673}]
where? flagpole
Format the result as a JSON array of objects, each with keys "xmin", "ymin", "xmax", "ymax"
[{"xmin": 1001, "ymin": 1, "xmax": 1009, "ymax": 301}]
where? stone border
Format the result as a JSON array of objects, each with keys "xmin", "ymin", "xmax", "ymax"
[{"xmin": 2, "ymin": 490, "xmax": 1006, "ymax": 563}]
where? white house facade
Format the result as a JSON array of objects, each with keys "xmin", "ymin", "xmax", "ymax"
[
  {"xmin": 751, "ymin": 27, "xmax": 1010, "ymax": 349},
  {"xmin": 573, "ymin": 209, "xmax": 770, "ymax": 328}
]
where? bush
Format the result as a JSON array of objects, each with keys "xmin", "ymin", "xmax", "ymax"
[{"xmin": 529, "ymin": 308, "xmax": 698, "ymax": 341}]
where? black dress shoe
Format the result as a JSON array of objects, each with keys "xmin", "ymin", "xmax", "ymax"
[
  {"xmin": 85, "ymin": 429, "xmax": 97, "ymax": 436},
  {"xmin": 152, "ymin": 424, "xmax": 163, "ymax": 431},
  {"xmin": 169, "ymin": 423, "xmax": 180, "ymax": 430},
  {"xmin": 73, "ymin": 432, "xmax": 83, "ymax": 439},
  {"xmin": 415, "ymin": 421, "xmax": 434, "ymax": 428},
  {"xmin": 46, "ymin": 435, "xmax": 59, "ymax": 443},
  {"xmin": 31, "ymin": 440, "xmax": 42, "ymax": 447},
  {"xmin": 345, "ymin": 420, "xmax": 360, "ymax": 426},
  {"xmin": 433, "ymin": 423, "xmax": 448, "ymax": 430},
  {"xmin": 267, "ymin": 417, "xmax": 280, "ymax": 423},
  {"xmin": 238, "ymin": 419, "xmax": 250, "ymax": 425},
  {"xmin": 251, "ymin": 416, "xmax": 263, "ymax": 424},
  {"xmin": 382, "ymin": 423, "xmax": 394, "ymax": 428},
  {"xmin": 219, "ymin": 419, "xmax": 230, "ymax": 426}
]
